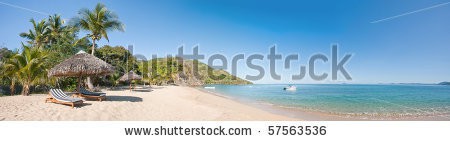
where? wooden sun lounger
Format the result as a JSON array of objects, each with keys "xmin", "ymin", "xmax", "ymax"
[
  {"xmin": 46, "ymin": 89, "xmax": 84, "ymax": 108},
  {"xmin": 76, "ymin": 87, "xmax": 106, "ymax": 102}
]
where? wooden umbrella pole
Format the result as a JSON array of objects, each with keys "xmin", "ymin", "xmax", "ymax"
[{"xmin": 77, "ymin": 76, "xmax": 82, "ymax": 97}]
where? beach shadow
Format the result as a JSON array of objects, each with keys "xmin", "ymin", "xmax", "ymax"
[
  {"xmin": 132, "ymin": 89, "xmax": 153, "ymax": 92},
  {"xmin": 78, "ymin": 103, "xmax": 92, "ymax": 108},
  {"xmin": 107, "ymin": 88, "xmax": 126, "ymax": 91},
  {"xmin": 148, "ymin": 86, "xmax": 165, "ymax": 89},
  {"xmin": 106, "ymin": 96, "xmax": 143, "ymax": 102}
]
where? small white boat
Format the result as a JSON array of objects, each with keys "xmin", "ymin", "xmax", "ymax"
[
  {"xmin": 204, "ymin": 87, "xmax": 215, "ymax": 89},
  {"xmin": 283, "ymin": 85, "xmax": 296, "ymax": 91}
]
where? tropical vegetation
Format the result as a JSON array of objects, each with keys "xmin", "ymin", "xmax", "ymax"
[
  {"xmin": 0, "ymin": 3, "xmax": 250, "ymax": 97},
  {"xmin": 142, "ymin": 57, "xmax": 252, "ymax": 86},
  {"xmin": 0, "ymin": 3, "xmax": 127, "ymax": 96},
  {"xmin": 2, "ymin": 45, "xmax": 48, "ymax": 95}
]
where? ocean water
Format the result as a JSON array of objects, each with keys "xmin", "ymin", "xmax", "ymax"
[{"xmin": 203, "ymin": 84, "xmax": 450, "ymax": 120}]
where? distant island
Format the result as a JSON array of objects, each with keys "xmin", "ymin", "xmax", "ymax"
[{"xmin": 438, "ymin": 82, "xmax": 450, "ymax": 85}]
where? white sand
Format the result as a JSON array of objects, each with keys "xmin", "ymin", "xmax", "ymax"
[{"xmin": 0, "ymin": 86, "xmax": 295, "ymax": 121}]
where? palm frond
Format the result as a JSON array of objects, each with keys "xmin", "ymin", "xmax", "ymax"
[{"xmin": 70, "ymin": 2, "xmax": 124, "ymax": 44}]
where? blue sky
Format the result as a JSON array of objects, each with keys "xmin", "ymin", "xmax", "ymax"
[{"xmin": 1, "ymin": 0, "xmax": 450, "ymax": 84}]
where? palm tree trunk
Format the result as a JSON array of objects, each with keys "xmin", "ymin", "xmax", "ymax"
[
  {"xmin": 10, "ymin": 82, "xmax": 15, "ymax": 96},
  {"xmin": 91, "ymin": 39, "xmax": 95, "ymax": 55},
  {"xmin": 22, "ymin": 83, "xmax": 30, "ymax": 96},
  {"xmin": 86, "ymin": 39, "xmax": 96, "ymax": 90}
]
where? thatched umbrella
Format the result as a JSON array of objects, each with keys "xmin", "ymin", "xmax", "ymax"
[
  {"xmin": 119, "ymin": 71, "xmax": 142, "ymax": 91},
  {"xmin": 48, "ymin": 50, "xmax": 114, "ymax": 92}
]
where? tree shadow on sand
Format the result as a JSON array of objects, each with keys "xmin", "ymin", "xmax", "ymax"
[{"xmin": 106, "ymin": 96, "xmax": 143, "ymax": 102}]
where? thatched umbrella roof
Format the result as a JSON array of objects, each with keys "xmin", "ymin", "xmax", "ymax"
[
  {"xmin": 48, "ymin": 51, "xmax": 114, "ymax": 77},
  {"xmin": 119, "ymin": 71, "xmax": 142, "ymax": 82}
]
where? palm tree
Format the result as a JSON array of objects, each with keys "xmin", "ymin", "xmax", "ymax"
[
  {"xmin": 0, "ymin": 48, "xmax": 17, "ymax": 95},
  {"xmin": 19, "ymin": 19, "xmax": 50, "ymax": 48},
  {"xmin": 2, "ymin": 50, "xmax": 16, "ymax": 95},
  {"xmin": 71, "ymin": 3, "xmax": 124, "ymax": 55},
  {"xmin": 71, "ymin": 3, "xmax": 124, "ymax": 89},
  {"xmin": 47, "ymin": 14, "xmax": 81, "ymax": 64},
  {"xmin": 2, "ymin": 63, "xmax": 18, "ymax": 96},
  {"xmin": 4, "ymin": 45, "xmax": 48, "ymax": 96},
  {"xmin": 47, "ymin": 14, "xmax": 65, "ymax": 44},
  {"xmin": 48, "ymin": 14, "xmax": 82, "ymax": 47}
]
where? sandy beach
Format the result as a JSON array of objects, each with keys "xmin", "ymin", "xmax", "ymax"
[{"xmin": 0, "ymin": 86, "xmax": 295, "ymax": 121}]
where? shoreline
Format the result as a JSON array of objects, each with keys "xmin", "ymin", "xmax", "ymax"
[
  {"xmin": 198, "ymin": 86, "xmax": 449, "ymax": 121},
  {"xmin": 198, "ymin": 87, "xmax": 355, "ymax": 121}
]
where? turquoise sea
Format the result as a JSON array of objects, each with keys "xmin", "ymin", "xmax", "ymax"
[{"xmin": 203, "ymin": 84, "xmax": 450, "ymax": 120}]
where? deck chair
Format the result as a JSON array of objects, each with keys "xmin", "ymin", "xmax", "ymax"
[
  {"xmin": 77, "ymin": 87, "xmax": 106, "ymax": 102},
  {"xmin": 46, "ymin": 89, "xmax": 84, "ymax": 108}
]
